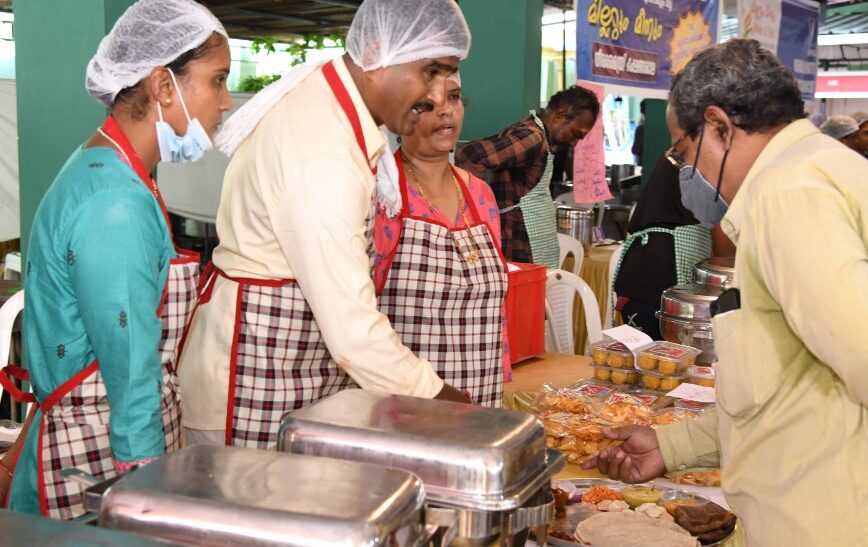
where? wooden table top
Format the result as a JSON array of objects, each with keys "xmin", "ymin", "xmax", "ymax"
[{"xmin": 506, "ymin": 352, "xmax": 593, "ymax": 393}]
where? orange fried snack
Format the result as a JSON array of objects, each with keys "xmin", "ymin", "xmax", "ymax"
[{"xmin": 581, "ymin": 485, "xmax": 624, "ymax": 504}]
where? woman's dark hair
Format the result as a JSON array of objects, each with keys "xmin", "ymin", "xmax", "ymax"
[
  {"xmin": 670, "ymin": 39, "xmax": 805, "ymax": 136},
  {"xmin": 546, "ymin": 85, "xmax": 600, "ymax": 122},
  {"xmin": 112, "ymin": 32, "xmax": 222, "ymax": 119}
]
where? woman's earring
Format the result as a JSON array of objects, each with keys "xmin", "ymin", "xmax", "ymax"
[{"xmin": 164, "ymin": 98, "xmax": 172, "ymax": 106}]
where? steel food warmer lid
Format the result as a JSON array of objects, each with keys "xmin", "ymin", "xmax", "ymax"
[
  {"xmin": 660, "ymin": 283, "xmax": 724, "ymax": 322},
  {"xmin": 278, "ymin": 389, "xmax": 562, "ymax": 512},
  {"xmin": 693, "ymin": 257, "xmax": 735, "ymax": 287},
  {"xmin": 93, "ymin": 445, "xmax": 427, "ymax": 547}
]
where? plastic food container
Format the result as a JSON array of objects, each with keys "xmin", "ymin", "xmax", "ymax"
[
  {"xmin": 589, "ymin": 340, "xmax": 634, "ymax": 369},
  {"xmin": 638, "ymin": 369, "xmax": 688, "ymax": 392},
  {"xmin": 636, "ymin": 341, "xmax": 701, "ymax": 375},
  {"xmin": 674, "ymin": 398, "xmax": 715, "ymax": 411},
  {"xmin": 591, "ymin": 364, "xmax": 639, "ymax": 386},
  {"xmin": 687, "ymin": 365, "xmax": 716, "ymax": 387}
]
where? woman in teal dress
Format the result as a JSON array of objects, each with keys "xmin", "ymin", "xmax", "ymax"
[{"xmin": 0, "ymin": 0, "xmax": 232, "ymax": 519}]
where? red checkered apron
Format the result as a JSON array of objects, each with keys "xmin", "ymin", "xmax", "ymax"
[
  {"xmin": 192, "ymin": 60, "xmax": 374, "ymax": 449},
  {"xmin": 30, "ymin": 116, "xmax": 199, "ymax": 519},
  {"xmin": 377, "ymin": 156, "xmax": 508, "ymax": 407}
]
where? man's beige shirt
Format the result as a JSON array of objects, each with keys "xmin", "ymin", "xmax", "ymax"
[
  {"xmin": 657, "ymin": 120, "xmax": 868, "ymax": 546},
  {"xmin": 179, "ymin": 58, "xmax": 444, "ymax": 430}
]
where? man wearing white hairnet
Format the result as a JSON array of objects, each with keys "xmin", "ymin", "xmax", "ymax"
[
  {"xmin": 819, "ymin": 114, "xmax": 863, "ymax": 154},
  {"xmin": 178, "ymin": 0, "xmax": 473, "ymax": 449},
  {"xmin": 849, "ymin": 111, "xmax": 868, "ymax": 158}
]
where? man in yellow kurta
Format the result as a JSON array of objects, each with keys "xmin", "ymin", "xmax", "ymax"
[{"xmin": 584, "ymin": 39, "xmax": 868, "ymax": 546}]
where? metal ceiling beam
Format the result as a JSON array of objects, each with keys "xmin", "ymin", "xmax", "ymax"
[{"xmin": 230, "ymin": 7, "xmax": 334, "ymax": 27}]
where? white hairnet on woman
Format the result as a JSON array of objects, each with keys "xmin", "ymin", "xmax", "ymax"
[
  {"xmin": 819, "ymin": 115, "xmax": 859, "ymax": 140},
  {"xmin": 3, "ymin": 0, "xmax": 233, "ymax": 519},
  {"xmin": 216, "ymin": 0, "xmax": 470, "ymax": 157},
  {"xmin": 86, "ymin": 0, "xmax": 227, "ymax": 107}
]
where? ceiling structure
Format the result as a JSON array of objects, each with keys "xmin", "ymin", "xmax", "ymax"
[{"xmin": 1, "ymin": 0, "xmax": 865, "ymax": 68}]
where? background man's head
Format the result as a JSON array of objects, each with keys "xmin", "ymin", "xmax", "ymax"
[
  {"xmin": 849, "ymin": 111, "xmax": 868, "ymax": 156},
  {"xmin": 346, "ymin": 0, "xmax": 470, "ymax": 136},
  {"xmin": 819, "ymin": 115, "xmax": 861, "ymax": 152},
  {"xmin": 668, "ymin": 39, "xmax": 805, "ymax": 203},
  {"xmin": 542, "ymin": 85, "xmax": 600, "ymax": 150}
]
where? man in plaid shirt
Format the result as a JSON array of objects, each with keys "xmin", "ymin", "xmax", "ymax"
[{"xmin": 455, "ymin": 86, "xmax": 599, "ymax": 263}]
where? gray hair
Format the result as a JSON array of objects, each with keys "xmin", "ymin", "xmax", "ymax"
[{"xmin": 670, "ymin": 39, "xmax": 805, "ymax": 136}]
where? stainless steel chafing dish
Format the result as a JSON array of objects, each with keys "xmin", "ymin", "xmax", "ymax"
[
  {"xmin": 693, "ymin": 256, "xmax": 735, "ymax": 288},
  {"xmin": 278, "ymin": 389, "xmax": 564, "ymax": 546},
  {"xmin": 83, "ymin": 445, "xmax": 432, "ymax": 546},
  {"xmin": 656, "ymin": 282, "xmax": 724, "ymax": 365}
]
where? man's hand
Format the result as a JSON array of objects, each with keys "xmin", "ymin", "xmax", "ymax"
[
  {"xmin": 434, "ymin": 383, "xmax": 472, "ymax": 404},
  {"xmin": 581, "ymin": 425, "xmax": 666, "ymax": 484}
]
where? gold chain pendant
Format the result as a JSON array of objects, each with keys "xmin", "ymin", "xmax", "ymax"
[{"xmin": 465, "ymin": 251, "xmax": 480, "ymax": 265}]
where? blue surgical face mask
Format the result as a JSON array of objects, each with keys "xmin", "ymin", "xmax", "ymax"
[
  {"xmin": 156, "ymin": 68, "xmax": 213, "ymax": 164},
  {"xmin": 679, "ymin": 166, "xmax": 729, "ymax": 228}
]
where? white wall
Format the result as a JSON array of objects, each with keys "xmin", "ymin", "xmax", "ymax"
[{"xmin": 0, "ymin": 79, "xmax": 18, "ymax": 241}]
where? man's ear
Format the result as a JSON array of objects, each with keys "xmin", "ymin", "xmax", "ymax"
[{"xmin": 703, "ymin": 105, "xmax": 734, "ymax": 146}]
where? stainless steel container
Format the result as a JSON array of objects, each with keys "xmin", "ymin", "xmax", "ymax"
[
  {"xmin": 556, "ymin": 205, "xmax": 593, "ymax": 255},
  {"xmin": 657, "ymin": 283, "xmax": 724, "ymax": 365},
  {"xmin": 693, "ymin": 256, "xmax": 735, "ymax": 288},
  {"xmin": 0, "ymin": 509, "xmax": 176, "ymax": 546},
  {"xmin": 89, "ymin": 445, "xmax": 430, "ymax": 546},
  {"xmin": 278, "ymin": 389, "xmax": 564, "ymax": 546}
]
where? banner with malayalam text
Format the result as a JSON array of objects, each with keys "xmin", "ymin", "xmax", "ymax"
[
  {"xmin": 739, "ymin": 0, "xmax": 819, "ymax": 103},
  {"xmin": 576, "ymin": 0, "xmax": 721, "ymax": 98}
]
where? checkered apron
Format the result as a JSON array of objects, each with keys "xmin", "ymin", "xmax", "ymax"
[
  {"xmin": 498, "ymin": 111, "xmax": 560, "ymax": 269},
  {"xmin": 36, "ymin": 250, "xmax": 199, "ymax": 520},
  {"xmin": 218, "ymin": 59, "xmax": 379, "ymax": 449},
  {"xmin": 222, "ymin": 275, "xmax": 360, "ymax": 449},
  {"xmin": 378, "ymin": 166, "xmax": 508, "ymax": 407}
]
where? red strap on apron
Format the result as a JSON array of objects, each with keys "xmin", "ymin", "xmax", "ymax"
[
  {"xmin": 40, "ymin": 361, "xmax": 100, "ymax": 412},
  {"xmin": 322, "ymin": 61, "xmax": 376, "ymax": 175},
  {"xmin": 0, "ymin": 365, "xmax": 35, "ymax": 404},
  {"xmin": 99, "ymin": 116, "xmax": 174, "ymax": 239}
]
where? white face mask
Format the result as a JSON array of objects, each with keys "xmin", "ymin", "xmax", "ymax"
[{"xmin": 155, "ymin": 68, "xmax": 213, "ymax": 164}]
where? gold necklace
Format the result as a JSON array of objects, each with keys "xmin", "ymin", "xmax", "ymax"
[{"xmin": 402, "ymin": 153, "xmax": 482, "ymax": 265}]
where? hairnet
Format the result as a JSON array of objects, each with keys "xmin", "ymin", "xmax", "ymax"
[
  {"xmin": 808, "ymin": 113, "xmax": 825, "ymax": 128},
  {"xmin": 851, "ymin": 111, "xmax": 868, "ymax": 126},
  {"xmin": 346, "ymin": 0, "xmax": 471, "ymax": 71},
  {"xmin": 819, "ymin": 115, "xmax": 859, "ymax": 140},
  {"xmin": 86, "ymin": 0, "xmax": 227, "ymax": 107}
]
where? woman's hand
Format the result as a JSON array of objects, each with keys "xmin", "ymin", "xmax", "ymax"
[{"xmin": 581, "ymin": 425, "xmax": 666, "ymax": 484}]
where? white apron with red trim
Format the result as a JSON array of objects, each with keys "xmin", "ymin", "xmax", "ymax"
[
  {"xmin": 8, "ymin": 117, "xmax": 201, "ymax": 520},
  {"xmin": 377, "ymin": 162, "xmax": 508, "ymax": 407}
]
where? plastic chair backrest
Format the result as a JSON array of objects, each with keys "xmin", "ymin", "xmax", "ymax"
[
  {"xmin": 545, "ymin": 269, "xmax": 602, "ymax": 355},
  {"xmin": 0, "ymin": 289, "xmax": 24, "ymax": 409},
  {"xmin": 604, "ymin": 244, "xmax": 624, "ymax": 329},
  {"xmin": 557, "ymin": 233, "xmax": 584, "ymax": 275},
  {"xmin": 2, "ymin": 252, "xmax": 21, "ymax": 281}
]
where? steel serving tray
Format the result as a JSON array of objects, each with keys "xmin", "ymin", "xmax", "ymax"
[
  {"xmin": 278, "ymin": 389, "xmax": 561, "ymax": 511},
  {"xmin": 547, "ymin": 478, "xmax": 735, "ymax": 547},
  {"xmin": 94, "ymin": 445, "xmax": 427, "ymax": 547}
]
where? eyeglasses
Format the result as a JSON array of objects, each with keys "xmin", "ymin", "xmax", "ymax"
[{"xmin": 665, "ymin": 133, "xmax": 688, "ymax": 170}]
